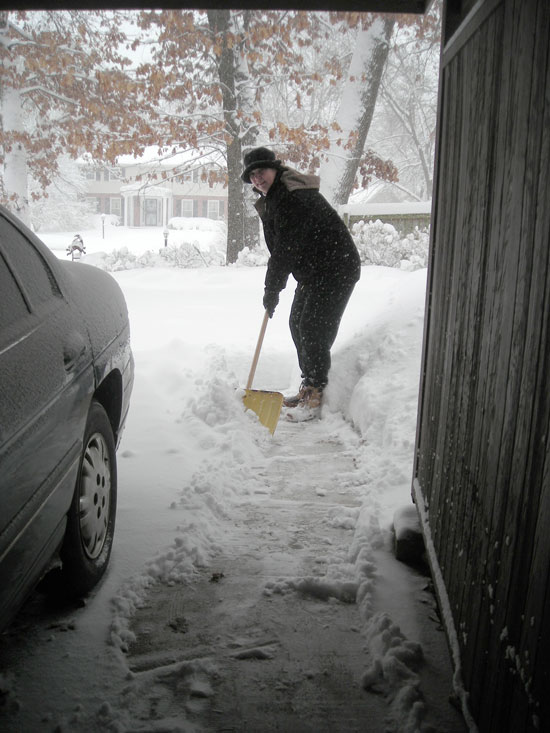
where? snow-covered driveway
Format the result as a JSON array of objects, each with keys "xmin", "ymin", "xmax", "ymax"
[{"xmin": 0, "ymin": 261, "xmax": 466, "ymax": 732}]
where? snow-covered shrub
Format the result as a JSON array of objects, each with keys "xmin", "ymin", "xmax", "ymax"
[
  {"xmin": 160, "ymin": 240, "xmax": 225, "ymax": 268},
  {"xmin": 166, "ymin": 220, "xmax": 227, "ymax": 266},
  {"xmin": 351, "ymin": 219, "xmax": 429, "ymax": 270},
  {"xmin": 100, "ymin": 246, "xmax": 143, "ymax": 271},
  {"xmin": 235, "ymin": 244, "xmax": 269, "ymax": 267},
  {"xmin": 89, "ymin": 247, "xmax": 160, "ymax": 271},
  {"xmin": 135, "ymin": 250, "xmax": 158, "ymax": 268},
  {"xmin": 88, "ymin": 236, "xmax": 226, "ymax": 272}
]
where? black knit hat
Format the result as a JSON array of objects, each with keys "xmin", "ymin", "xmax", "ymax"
[{"xmin": 241, "ymin": 147, "xmax": 282, "ymax": 183}]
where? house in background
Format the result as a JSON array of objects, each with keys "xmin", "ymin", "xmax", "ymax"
[
  {"xmin": 339, "ymin": 181, "xmax": 432, "ymax": 235},
  {"xmin": 350, "ymin": 180, "xmax": 423, "ymax": 205},
  {"xmin": 81, "ymin": 147, "xmax": 228, "ymax": 227}
]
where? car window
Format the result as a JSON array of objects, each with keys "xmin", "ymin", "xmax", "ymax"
[
  {"xmin": 0, "ymin": 215, "xmax": 60, "ymax": 307},
  {"xmin": 0, "ymin": 252, "xmax": 30, "ymax": 333}
]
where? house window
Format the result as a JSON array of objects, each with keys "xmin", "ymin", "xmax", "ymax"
[
  {"xmin": 207, "ymin": 200, "xmax": 220, "ymax": 220},
  {"xmin": 85, "ymin": 169, "xmax": 96, "ymax": 180},
  {"xmin": 87, "ymin": 197, "xmax": 100, "ymax": 212},
  {"xmin": 181, "ymin": 169, "xmax": 201, "ymax": 183},
  {"xmin": 181, "ymin": 199, "xmax": 193, "ymax": 217},
  {"xmin": 110, "ymin": 197, "xmax": 122, "ymax": 217}
]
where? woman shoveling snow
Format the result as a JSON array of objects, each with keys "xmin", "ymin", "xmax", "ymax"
[{"xmin": 241, "ymin": 146, "xmax": 361, "ymax": 422}]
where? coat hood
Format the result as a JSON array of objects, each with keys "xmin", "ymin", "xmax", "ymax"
[
  {"xmin": 252, "ymin": 167, "xmax": 320, "ymax": 202},
  {"xmin": 280, "ymin": 167, "xmax": 320, "ymax": 191}
]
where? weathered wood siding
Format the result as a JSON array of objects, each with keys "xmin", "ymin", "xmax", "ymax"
[{"xmin": 413, "ymin": 0, "xmax": 550, "ymax": 730}]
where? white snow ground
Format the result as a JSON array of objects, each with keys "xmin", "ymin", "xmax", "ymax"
[{"xmin": 0, "ymin": 222, "xmax": 467, "ymax": 732}]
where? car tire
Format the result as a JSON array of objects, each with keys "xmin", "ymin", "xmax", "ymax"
[{"xmin": 61, "ymin": 400, "xmax": 117, "ymax": 596}]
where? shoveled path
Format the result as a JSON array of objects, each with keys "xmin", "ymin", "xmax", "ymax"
[{"xmin": 124, "ymin": 416, "xmax": 466, "ymax": 732}]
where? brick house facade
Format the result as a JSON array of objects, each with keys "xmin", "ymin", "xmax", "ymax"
[{"xmin": 82, "ymin": 153, "xmax": 227, "ymax": 227}]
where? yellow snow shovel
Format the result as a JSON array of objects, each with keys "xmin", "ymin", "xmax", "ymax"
[{"xmin": 243, "ymin": 310, "xmax": 284, "ymax": 434}]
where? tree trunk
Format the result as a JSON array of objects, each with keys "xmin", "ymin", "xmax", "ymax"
[
  {"xmin": 226, "ymin": 134, "xmax": 246, "ymax": 263},
  {"xmin": 320, "ymin": 17, "xmax": 395, "ymax": 207},
  {"xmin": 233, "ymin": 11, "xmax": 260, "ymax": 253},
  {"xmin": 208, "ymin": 9, "xmax": 262, "ymax": 264},
  {"xmin": 207, "ymin": 9, "xmax": 241, "ymax": 264}
]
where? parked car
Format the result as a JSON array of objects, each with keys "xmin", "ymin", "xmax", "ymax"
[{"xmin": 0, "ymin": 204, "xmax": 134, "ymax": 631}]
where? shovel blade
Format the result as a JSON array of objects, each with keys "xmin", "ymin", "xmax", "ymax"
[{"xmin": 243, "ymin": 389, "xmax": 284, "ymax": 434}]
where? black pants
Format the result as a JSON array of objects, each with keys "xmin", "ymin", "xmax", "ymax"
[{"xmin": 289, "ymin": 278, "xmax": 357, "ymax": 389}]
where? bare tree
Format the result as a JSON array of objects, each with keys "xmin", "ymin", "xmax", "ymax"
[{"xmin": 370, "ymin": 2, "xmax": 441, "ymax": 200}]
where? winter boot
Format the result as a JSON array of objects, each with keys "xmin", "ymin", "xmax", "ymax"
[
  {"xmin": 283, "ymin": 381, "xmax": 307, "ymax": 408},
  {"xmin": 286, "ymin": 386, "xmax": 323, "ymax": 422}
]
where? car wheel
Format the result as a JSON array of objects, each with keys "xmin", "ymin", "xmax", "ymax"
[{"xmin": 61, "ymin": 400, "xmax": 117, "ymax": 596}]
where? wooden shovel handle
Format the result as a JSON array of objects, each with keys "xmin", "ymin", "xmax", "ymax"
[{"xmin": 246, "ymin": 310, "xmax": 270, "ymax": 390}]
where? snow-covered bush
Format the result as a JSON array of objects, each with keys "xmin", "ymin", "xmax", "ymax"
[
  {"xmin": 135, "ymin": 249, "xmax": 158, "ymax": 268},
  {"xmin": 99, "ymin": 247, "xmax": 144, "ymax": 271},
  {"xmin": 351, "ymin": 219, "xmax": 429, "ymax": 271},
  {"xmin": 85, "ymin": 234, "xmax": 226, "ymax": 272},
  {"xmin": 235, "ymin": 244, "xmax": 269, "ymax": 267},
  {"xmin": 160, "ymin": 240, "xmax": 226, "ymax": 268},
  {"xmin": 86, "ymin": 247, "xmax": 158, "ymax": 271},
  {"xmin": 166, "ymin": 219, "xmax": 227, "ymax": 266}
]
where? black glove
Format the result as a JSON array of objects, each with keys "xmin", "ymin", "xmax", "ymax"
[{"xmin": 263, "ymin": 290, "xmax": 279, "ymax": 318}]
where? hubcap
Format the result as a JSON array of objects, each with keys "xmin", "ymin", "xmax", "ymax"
[{"xmin": 79, "ymin": 431, "xmax": 111, "ymax": 559}]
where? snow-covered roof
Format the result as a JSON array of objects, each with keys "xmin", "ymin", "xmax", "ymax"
[
  {"xmin": 79, "ymin": 146, "xmax": 222, "ymax": 169},
  {"xmin": 120, "ymin": 183, "xmax": 172, "ymax": 196},
  {"xmin": 344, "ymin": 180, "xmax": 432, "ymax": 212},
  {"xmin": 349, "ymin": 180, "xmax": 407, "ymax": 204},
  {"xmin": 339, "ymin": 201, "xmax": 432, "ymax": 216}
]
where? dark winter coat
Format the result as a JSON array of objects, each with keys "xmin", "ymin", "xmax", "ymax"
[{"xmin": 254, "ymin": 168, "xmax": 361, "ymax": 299}]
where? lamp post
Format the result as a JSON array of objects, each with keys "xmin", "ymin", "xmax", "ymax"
[
  {"xmin": 163, "ymin": 226, "xmax": 169, "ymax": 248},
  {"xmin": 101, "ymin": 213, "xmax": 106, "ymax": 240}
]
